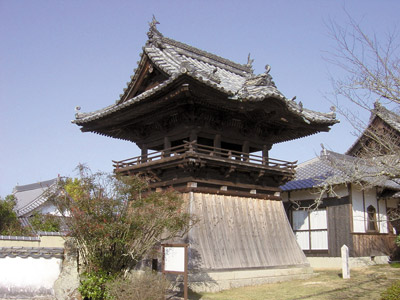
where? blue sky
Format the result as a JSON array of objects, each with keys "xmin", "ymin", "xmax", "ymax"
[{"xmin": 1, "ymin": 0, "xmax": 399, "ymax": 197}]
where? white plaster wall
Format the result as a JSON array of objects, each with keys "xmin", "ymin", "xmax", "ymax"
[
  {"xmin": 0, "ymin": 257, "xmax": 62, "ymax": 297},
  {"xmin": 285, "ymin": 185, "xmax": 349, "ymax": 202},
  {"xmin": 378, "ymin": 199, "xmax": 389, "ymax": 234},
  {"xmin": 351, "ymin": 186, "xmax": 389, "ymax": 233},
  {"xmin": 364, "ymin": 188, "xmax": 377, "ymax": 213},
  {"xmin": 351, "ymin": 186, "xmax": 365, "ymax": 233},
  {"xmin": 36, "ymin": 202, "xmax": 61, "ymax": 216}
]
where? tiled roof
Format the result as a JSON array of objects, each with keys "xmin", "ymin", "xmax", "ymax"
[
  {"xmin": 74, "ymin": 23, "xmax": 337, "ymax": 127},
  {"xmin": 281, "ymin": 150, "xmax": 400, "ymax": 191},
  {"xmin": 0, "ymin": 247, "xmax": 64, "ymax": 259},
  {"xmin": 374, "ymin": 102, "xmax": 400, "ymax": 132},
  {"xmin": 346, "ymin": 102, "xmax": 400, "ymax": 155},
  {"xmin": 13, "ymin": 178, "xmax": 58, "ymax": 216}
]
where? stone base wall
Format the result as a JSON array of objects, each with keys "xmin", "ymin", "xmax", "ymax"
[
  {"xmin": 188, "ymin": 265, "xmax": 314, "ymax": 293},
  {"xmin": 307, "ymin": 255, "xmax": 389, "ymax": 269}
]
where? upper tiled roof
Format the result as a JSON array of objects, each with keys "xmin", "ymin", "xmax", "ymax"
[
  {"xmin": 13, "ymin": 178, "xmax": 58, "ymax": 216},
  {"xmin": 346, "ymin": 102, "xmax": 400, "ymax": 155},
  {"xmin": 281, "ymin": 150, "xmax": 400, "ymax": 191},
  {"xmin": 374, "ymin": 102, "xmax": 400, "ymax": 132},
  {"xmin": 74, "ymin": 21, "xmax": 337, "ymax": 127}
]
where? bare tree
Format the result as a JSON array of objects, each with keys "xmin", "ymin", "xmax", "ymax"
[
  {"xmin": 315, "ymin": 15, "xmax": 400, "ymax": 221},
  {"xmin": 323, "ymin": 14, "xmax": 400, "ymax": 183}
]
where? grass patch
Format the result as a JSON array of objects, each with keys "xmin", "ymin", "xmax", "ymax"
[
  {"xmin": 389, "ymin": 262, "xmax": 400, "ymax": 268},
  {"xmin": 198, "ymin": 265, "xmax": 400, "ymax": 300}
]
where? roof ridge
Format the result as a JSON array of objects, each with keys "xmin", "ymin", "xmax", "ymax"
[
  {"xmin": 14, "ymin": 178, "xmax": 57, "ymax": 193},
  {"xmin": 373, "ymin": 102, "xmax": 400, "ymax": 129},
  {"xmin": 159, "ymin": 36, "xmax": 253, "ymax": 75},
  {"xmin": 297, "ymin": 156, "xmax": 321, "ymax": 168}
]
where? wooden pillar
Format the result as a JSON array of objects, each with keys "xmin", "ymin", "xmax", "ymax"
[
  {"xmin": 213, "ymin": 134, "xmax": 221, "ymax": 148},
  {"xmin": 190, "ymin": 130, "xmax": 197, "ymax": 152},
  {"xmin": 262, "ymin": 144, "xmax": 271, "ymax": 165},
  {"xmin": 213, "ymin": 134, "xmax": 221, "ymax": 156},
  {"xmin": 189, "ymin": 130, "xmax": 197, "ymax": 142},
  {"xmin": 242, "ymin": 141, "xmax": 249, "ymax": 162},
  {"xmin": 163, "ymin": 136, "xmax": 171, "ymax": 158},
  {"xmin": 141, "ymin": 145, "xmax": 148, "ymax": 163}
]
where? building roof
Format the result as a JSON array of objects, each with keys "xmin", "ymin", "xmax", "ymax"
[
  {"xmin": 13, "ymin": 178, "xmax": 58, "ymax": 217},
  {"xmin": 281, "ymin": 150, "xmax": 400, "ymax": 192},
  {"xmin": 73, "ymin": 20, "xmax": 338, "ymax": 130},
  {"xmin": 373, "ymin": 102, "xmax": 400, "ymax": 133},
  {"xmin": 0, "ymin": 247, "xmax": 64, "ymax": 259},
  {"xmin": 346, "ymin": 102, "xmax": 400, "ymax": 156}
]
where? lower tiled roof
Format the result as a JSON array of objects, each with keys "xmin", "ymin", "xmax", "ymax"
[
  {"xmin": 0, "ymin": 247, "xmax": 64, "ymax": 259},
  {"xmin": 281, "ymin": 150, "xmax": 400, "ymax": 191}
]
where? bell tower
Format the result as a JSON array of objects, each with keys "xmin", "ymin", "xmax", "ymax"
[{"xmin": 74, "ymin": 20, "xmax": 338, "ymax": 291}]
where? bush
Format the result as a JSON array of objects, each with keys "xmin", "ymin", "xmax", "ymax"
[
  {"xmin": 79, "ymin": 271, "xmax": 113, "ymax": 300},
  {"xmin": 107, "ymin": 270, "xmax": 170, "ymax": 300},
  {"xmin": 50, "ymin": 166, "xmax": 194, "ymax": 275},
  {"xmin": 0, "ymin": 195, "xmax": 30, "ymax": 236},
  {"xmin": 381, "ymin": 280, "xmax": 400, "ymax": 300},
  {"xmin": 30, "ymin": 211, "xmax": 61, "ymax": 232}
]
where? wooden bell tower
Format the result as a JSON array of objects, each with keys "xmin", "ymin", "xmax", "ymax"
[{"xmin": 74, "ymin": 19, "xmax": 338, "ymax": 291}]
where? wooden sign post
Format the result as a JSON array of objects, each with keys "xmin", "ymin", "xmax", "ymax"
[{"xmin": 162, "ymin": 243, "xmax": 189, "ymax": 300}]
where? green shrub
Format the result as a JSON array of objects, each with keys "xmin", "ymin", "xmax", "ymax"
[
  {"xmin": 30, "ymin": 211, "xmax": 61, "ymax": 232},
  {"xmin": 107, "ymin": 269, "xmax": 170, "ymax": 300},
  {"xmin": 381, "ymin": 280, "xmax": 400, "ymax": 300},
  {"xmin": 0, "ymin": 195, "xmax": 30, "ymax": 236},
  {"xmin": 79, "ymin": 271, "xmax": 113, "ymax": 300}
]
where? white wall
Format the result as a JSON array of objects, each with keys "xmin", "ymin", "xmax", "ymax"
[
  {"xmin": 34, "ymin": 202, "xmax": 63, "ymax": 216},
  {"xmin": 0, "ymin": 256, "xmax": 62, "ymax": 297},
  {"xmin": 378, "ymin": 199, "xmax": 389, "ymax": 233},
  {"xmin": 351, "ymin": 185, "xmax": 389, "ymax": 233},
  {"xmin": 284, "ymin": 184, "xmax": 349, "ymax": 202},
  {"xmin": 351, "ymin": 186, "xmax": 366, "ymax": 233}
]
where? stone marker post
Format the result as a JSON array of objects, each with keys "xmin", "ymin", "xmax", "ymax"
[{"xmin": 341, "ymin": 244, "xmax": 350, "ymax": 279}]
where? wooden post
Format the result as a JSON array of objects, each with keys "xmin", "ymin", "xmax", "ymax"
[
  {"xmin": 190, "ymin": 130, "xmax": 197, "ymax": 152},
  {"xmin": 242, "ymin": 141, "xmax": 249, "ymax": 162},
  {"xmin": 341, "ymin": 244, "xmax": 350, "ymax": 279},
  {"xmin": 189, "ymin": 130, "xmax": 197, "ymax": 142},
  {"xmin": 184, "ymin": 245, "xmax": 188, "ymax": 300},
  {"xmin": 164, "ymin": 136, "xmax": 171, "ymax": 157},
  {"xmin": 262, "ymin": 144, "xmax": 270, "ymax": 165},
  {"xmin": 214, "ymin": 134, "xmax": 221, "ymax": 156},
  {"xmin": 141, "ymin": 146, "xmax": 148, "ymax": 163}
]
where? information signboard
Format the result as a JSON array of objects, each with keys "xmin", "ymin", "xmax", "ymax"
[{"xmin": 162, "ymin": 244, "xmax": 188, "ymax": 300}]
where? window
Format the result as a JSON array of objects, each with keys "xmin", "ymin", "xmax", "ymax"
[
  {"xmin": 292, "ymin": 209, "xmax": 328, "ymax": 251},
  {"xmin": 367, "ymin": 205, "xmax": 378, "ymax": 232}
]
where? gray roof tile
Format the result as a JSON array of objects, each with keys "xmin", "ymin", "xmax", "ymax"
[
  {"xmin": 0, "ymin": 247, "xmax": 64, "ymax": 259},
  {"xmin": 346, "ymin": 102, "xmax": 400, "ymax": 155},
  {"xmin": 74, "ymin": 24, "xmax": 338, "ymax": 127},
  {"xmin": 13, "ymin": 179, "xmax": 58, "ymax": 216},
  {"xmin": 281, "ymin": 150, "xmax": 400, "ymax": 191}
]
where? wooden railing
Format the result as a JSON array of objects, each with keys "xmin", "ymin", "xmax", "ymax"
[{"xmin": 113, "ymin": 141, "xmax": 296, "ymax": 172}]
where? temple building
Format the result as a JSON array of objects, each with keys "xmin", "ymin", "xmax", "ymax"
[{"xmin": 73, "ymin": 19, "xmax": 338, "ymax": 291}]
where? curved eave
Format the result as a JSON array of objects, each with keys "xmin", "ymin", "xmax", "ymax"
[{"xmin": 74, "ymin": 71, "xmax": 337, "ymax": 129}]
